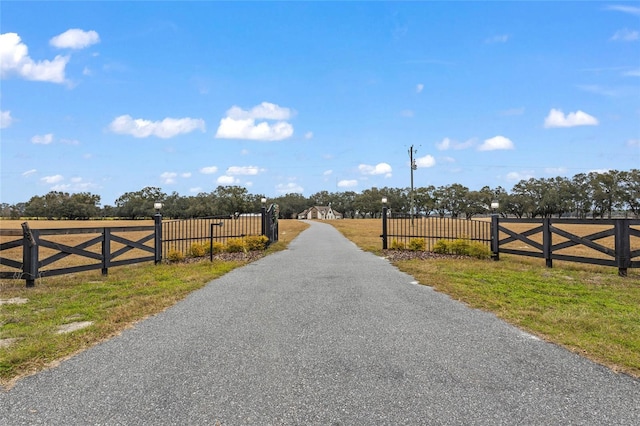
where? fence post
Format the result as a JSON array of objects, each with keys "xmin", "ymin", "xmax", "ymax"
[
  {"xmin": 543, "ymin": 218, "xmax": 553, "ymax": 268},
  {"xmin": 615, "ymin": 219, "xmax": 630, "ymax": 277},
  {"xmin": 21, "ymin": 222, "xmax": 38, "ymax": 288},
  {"xmin": 154, "ymin": 213, "xmax": 163, "ymax": 264},
  {"xmin": 261, "ymin": 204, "xmax": 267, "ymax": 237},
  {"xmin": 102, "ymin": 227, "xmax": 111, "ymax": 276},
  {"xmin": 490, "ymin": 214, "xmax": 499, "ymax": 261},
  {"xmin": 381, "ymin": 202, "xmax": 388, "ymax": 250}
]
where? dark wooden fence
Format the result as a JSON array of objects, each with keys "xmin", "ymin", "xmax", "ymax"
[
  {"xmin": 380, "ymin": 210, "xmax": 640, "ymax": 276},
  {"xmin": 0, "ymin": 222, "xmax": 159, "ymax": 287},
  {"xmin": 491, "ymin": 217, "xmax": 640, "ymax": 276},
  {"xmin": 1, "ymin": 208, "xmax": 279, "ymax": 287}
]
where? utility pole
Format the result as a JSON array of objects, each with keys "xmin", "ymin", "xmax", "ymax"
[{"xmin": 409, "ymin": 145, "xmax": 417, "ymax": 226}]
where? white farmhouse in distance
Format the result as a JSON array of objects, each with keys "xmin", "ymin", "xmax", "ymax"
[{"xmin": 297, "ymin": 205, "xmax": 343, "ymax": 220}]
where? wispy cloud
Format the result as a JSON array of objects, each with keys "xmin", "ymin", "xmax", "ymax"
[
  {"xmin": 436, "ymin": 137, "xmax": 476, "ymax": 151},
  {"xmin": 610, "ymin": 28, "xmax": 639, "ymax": 41},
  {"xmin": 605, "ymin": 5, "xmax": 640, "ymax": 16},
  {"xmin": 50, "ymin": 29, "xmax": 100, "ymax": 49},
  {"xmin": 416, "ymin": 83, "xmax": 424, "ymax": 93},
  {"xmin": 31, "ymin": 133, "xmax": 54, "ymax": 144},
  {"xmin": 337, "ymin": 179, "xmax": 358, "ymax": 188},
  {"xmin": 275, "ymin": 182, "xmax": 304, "ymax": 194},
  {"xmin": 485, "ymin": 34, "xmax": 510, "ymax": 44},
  {"xmin": 109, "ymin": 115, "xmax": 205, "ymax": 138},
  {"xmin": 199, "ymin": 166, "xmax": 218, "ymax": 174},
  {"xmin": 0, "ymin": 110, "xmax": 13, "ymax": 128}
]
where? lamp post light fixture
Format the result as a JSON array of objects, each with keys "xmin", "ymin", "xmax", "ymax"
[
  {"xmin": 261, "ymin": 197, "xmax": 267, "ymax": 205},
  {"xmin": 490, "ymin": 201, "xmax": 499, "ymax": 213},
  {"xmin": 154, "ymin": 202, "xmax": 163, "ymax": 213},
  {"xmin": 381, "ymin": 197, "xmax": 389, "ymax": 250}
]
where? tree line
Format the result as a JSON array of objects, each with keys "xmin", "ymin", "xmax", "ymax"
[{"xmin": 1, "ymin": 169, "xmax": 638, "ymax": 220}]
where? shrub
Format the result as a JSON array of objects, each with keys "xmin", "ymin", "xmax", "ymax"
[
  {"xmin": 188, "ymin": 243, "xmax": 207, "ymax": 258},
  {"xmin": 390, "ymin": 239, "xmax": 405, "ymax": 250},
  {"xmin": 408, "ymin": 238, "xmax": 426, "ymax": 251},
  {"xmin": 166, "ymin": 249, "xmax": 185, "ymax": 262},
  {"xmin": 433, "ymin": 240, "xmax": 449, "ymax": 254},
  {"xmin": 466, "ymin": 241, "xmax": 491, "ymax": 259},
  {"xmin": 432, "ymin": 238, "xmax": 491, "ymax": 259},
  {"xmin": 225, "ymin": 238, "xmax": 246, "ymax": 253},
  {"xmin": 245, "ymin": 235, "xmax": 269, "ymax": 251},
  {"xmin": 211, "ymin": 241, "xmax": 225, "ymax": 254}
]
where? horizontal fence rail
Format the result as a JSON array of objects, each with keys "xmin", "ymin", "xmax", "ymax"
[
  {"xmin": 0, "ymin": 223, "xmax": 158, "ymax": 287},
  {"xmin": 380, "ymin": 212, "xmax": 639, "ymax": 276},
  {"xmin": 492, "ymin": 217, "xmax": 640, "ymax": 276},
  {"xmin": 1, "ymin": 209, "xmax": 278, "ymax": 287},
  {"xmin": 381, "ymin": 212, "xmax": 491, "ymax": 251}
]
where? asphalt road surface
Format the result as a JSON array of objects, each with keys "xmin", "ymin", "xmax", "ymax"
[{"xmin": 1, "ymin": 221, "xmax": 639, "ymax": 425}]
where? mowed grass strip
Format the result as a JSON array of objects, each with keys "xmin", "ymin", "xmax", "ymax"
[
  {"xmin": 328, "ymin": 219, "xmax": 640, "ymax": 378},
  {"xmin": 0, "ymin": 220, "xmax": 309, "ymax": 388}
]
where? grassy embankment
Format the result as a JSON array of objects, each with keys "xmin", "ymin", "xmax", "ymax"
[
  {"xmin": 0, "ymin": 219, "xmax": 309, "ymax": 388},
  {"xmin": 328, "ymin": 219, "xmax": 640, "ymax": 378}
]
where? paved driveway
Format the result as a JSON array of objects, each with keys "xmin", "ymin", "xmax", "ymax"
[{"xmin": 1, "ymin": 221, "xmax": 638, "ymax": 425}]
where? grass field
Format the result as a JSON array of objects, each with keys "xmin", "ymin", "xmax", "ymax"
[
  {"xmin": 0, "ymin": 220, "xmax": 309, "ymax": 387},
  {"xmin": 328, "ymin": 218, "xmax": 640, "ymax": 378}
]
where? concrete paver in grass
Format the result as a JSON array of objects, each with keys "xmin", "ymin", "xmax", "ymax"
[{"xmin": 1, "ymin": 221, "xmax": 639, "ymax": 425}]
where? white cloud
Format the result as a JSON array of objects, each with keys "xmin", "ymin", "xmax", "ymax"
[
  {"xmin": 436, "ymin": 137, "xmax": 475, "ymax": 151},
  {"xmin": 41, "ymin": 174, "xmax": 64, "ymax": 184},
  {"xmin": 610, "ymin": 28, "xmax": 639, "ymax": 41},
  {"xmin": 323, "ymin": 170, "xmax": 333, "ymax": 176},
  {"xmin": 227, "ymin": 102, "xmax": 293, "ymax": 120},
  {"xmin": 478, "ymin": 136, "xmax": 514, "ymax": 151},
  {"xmin": 545, "ymin": 167, "xmax": 568, "ymax": 175},
  {"xmin": 215, "ymin": 102, "xmax": 294, "ymax": 141},
  {"xmin": 304, "ymin": 131, "xmax": 314, "ymax": 139},
  {"xmin": 199, "ymin": 166, "xmax": 218, "ymax": 174},
  {"xmin": 623, "ymin": 68, "xmax": 640, "ymax": 77},
  {"xmin": 416, "ymin": 83, "xmax": 424, "ymax": 93},
  {"xmin": 217, "ymin": 175, "xmax": 239, "ymax": 185},
  {"xmin": 0, "ymin": 110, "xmax": 13, "ymax": 128},
  {"xmin": 109, "ymin": 115, "xmax": 205, "ymax": 138},
  {"xmin": 50, "ymin": 29, "xmax": 100, "ymax": 49},
  {"xmin": 337, "ymin": 179, "xmax": 358, "ymax": 188},
  {"xmin": 160, "ymin": 172, "xmax": 177, "ymax": 184},
  {"xmin": 276, "ymin": 182, "xmax": 304, "ymax": 194},
  {"xmin": 60, "ymin": 138, "xmax": 80, "ymax": 145},
  {"xmin": 189, "ymin": 187, "xmax": 202, "ymax": 193},
  {"xmin": 22, "ymin": 169, "xmax": 37, "ymax": 177},
  {"xmin": 485, "ymin": 34, "xmax": 510, "ymax": 44},
  {"xmin": 506, "ymin": 171, "xmax": 535, "ymax": 182},
  {"xmin": 240, "ymin": 149, "xmax": 250, "ymax": 155},
  {"xmin": 544, "ymin": 108, "xmax": 599, "ymax": 128},
  {"xmin": 416, "ymin": 154, "xmax": 436, "ymax": 168},
  {"xmin": 627, "ymin": 139, "xmax": 640, "ymax": 147},
  {"xmin": 0, "ymin": 32, "xmax": 69, "ymax": 83},
  {"xmin": 605, "ymin": 5, "xmax": 640, "ymax": 16},
  {"xmin": 181, "ymin": 172, "xmax": 192, "ymax": 178},
  {"xmin": 358, "ymin": 162, "xmax": 393, "ymax": 177},
  {"xmin": 31, "ymin": 133, "xmax": 54, "ymax": 144},
  {"xmin": 227, "ymin": 166, "xmax": 262, "ymax": 175}
]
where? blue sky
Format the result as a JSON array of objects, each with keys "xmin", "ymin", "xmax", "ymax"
[{"xmin": 1, "ymin": 1, "xmax": 639, "ymax": 206}]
